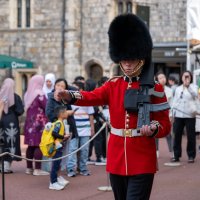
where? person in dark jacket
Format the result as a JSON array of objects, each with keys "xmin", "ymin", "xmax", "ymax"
[
  {"xmin": 46, "ymin": 78, "xmax": 78, "ymax": 138},
  {"xmin": 45, "ymin": 78, "xmax": 78, "ymax": 172}
]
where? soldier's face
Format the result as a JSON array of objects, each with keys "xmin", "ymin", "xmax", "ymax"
[{"xmin": 120, "ymin": 60, "xmax": 140, "ymax": 77}]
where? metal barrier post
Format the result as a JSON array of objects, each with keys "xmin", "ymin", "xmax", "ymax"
[
  {"xmin": 98, "ymin": 122, "xmax": 112, "ymax": 192},
  {"xmin": 0, "ymin": 139, "xmax": 5, "ymax": 200}
]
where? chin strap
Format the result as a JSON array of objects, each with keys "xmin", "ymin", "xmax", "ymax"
[{"xmin": 120, "ymin": 60, "xmax": 144, "ymax": 77}]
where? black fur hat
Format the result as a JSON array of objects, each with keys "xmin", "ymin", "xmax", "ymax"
[{"xmin": 108, "ymin": 14, "xmax": 153, "ymax": 64}]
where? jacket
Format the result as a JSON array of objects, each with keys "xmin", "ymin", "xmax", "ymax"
[
  {"xmin": 75, "ymin": 76, "xmax": 170, "ymax": 176},
  {"xmin": 45, "ymin": 92, "xmax": 78, "ymax": 138},
  {"xmin": 172, "ymin": 84, "xmax": 198, "ymax": 118}
]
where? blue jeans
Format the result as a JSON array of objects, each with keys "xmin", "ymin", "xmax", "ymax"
[
  {"xmin": 67, "ymin": 136, "xmax": 90, "ymax": 172},
  {"xmin": 50, "ymin": 149, "xmax": 62, "ymax": 183}
]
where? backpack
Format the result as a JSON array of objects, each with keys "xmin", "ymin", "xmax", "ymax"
[{"xmin": 39, "ymin": 120, "xmax": 63, "ymax": 158}]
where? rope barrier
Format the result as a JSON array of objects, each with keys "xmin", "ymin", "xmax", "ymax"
[
  {"xmin": 172, "ymin": 108, "xmax": 200, "ymax": 118},
  {"xmin": 0, "ymin": 122, "xmax": 107, "ymax": 162},
  {"xmin": 2, "ymin": 106, "xmax": 198, "ymax": 162}
]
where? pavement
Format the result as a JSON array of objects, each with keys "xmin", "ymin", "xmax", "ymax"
[{"xmin": 0, "ymin": 135, "xmax": 200, "ymax": 200}]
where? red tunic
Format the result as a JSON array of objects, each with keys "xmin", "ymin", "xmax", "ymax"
[{"xmin": 75, "ymin": 77, "xmax": 170, "ymax": 176}]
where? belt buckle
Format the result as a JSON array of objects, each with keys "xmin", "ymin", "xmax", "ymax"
[{"xmin": 124, "ymin": 129, "xmax": 132, "ymax": 137}]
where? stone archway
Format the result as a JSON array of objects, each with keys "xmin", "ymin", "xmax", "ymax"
[{"xmin": 84, "ymin": 59, "xmax": 103, "ymax": 83}]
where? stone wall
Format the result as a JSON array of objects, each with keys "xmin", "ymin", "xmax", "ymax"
[
  {"xmin": 0, "ymin": 0, "xmax": 187, "ymax": 84},
  {"xmin": 149, "ymin": 0, "xmax": 187, "ymax": 43},
  {"xmin": 81, "ymin": 0, "xmax": 115, "ymax": 74}
]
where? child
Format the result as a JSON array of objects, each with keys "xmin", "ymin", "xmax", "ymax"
[{"xmin": 49, "ymin": 105, "xmax": 71, "ymax": 190}]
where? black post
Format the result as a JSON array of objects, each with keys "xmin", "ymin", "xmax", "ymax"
[
  {"xmin": 61, "ymin": 0, "xmax": 66, "ymax": 75},
  {"xmin": 8, "ymin": 45, "xmax": 13, "ymax": 78},
  {"xmin": 0, "ymin": 139, "xmax": 5, "ymax": 200}
]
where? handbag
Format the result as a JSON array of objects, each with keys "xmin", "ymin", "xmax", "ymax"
[{"xmin": 189, "ymin": 98, "xmax": 200, "ymax": 116}]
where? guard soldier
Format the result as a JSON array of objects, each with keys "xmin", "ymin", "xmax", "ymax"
[{"xmin": 57, "ymin": 14, "xmax": 171, "ymax": 200}]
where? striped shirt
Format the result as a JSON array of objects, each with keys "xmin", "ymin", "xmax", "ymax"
[{"xmin": 71, "ymin": 105, "xmax": 94, "ymax": 136}]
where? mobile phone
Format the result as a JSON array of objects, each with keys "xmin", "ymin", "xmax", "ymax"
[{"xmin": 74, "ymin": 107, "xmax": 79, "ymax": 112}]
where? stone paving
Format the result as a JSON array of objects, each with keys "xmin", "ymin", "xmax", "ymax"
[{"xmin": 0, "ymin": 136, "xmax": 200, "ymax": 200}]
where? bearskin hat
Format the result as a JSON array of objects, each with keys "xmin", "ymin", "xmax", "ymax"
[
  {"xmin": 108, "ymin": 14, "xmax": 153, "ymax": 64},
  {"xmin": 108, "ymin": 14, "xmax": 154, "ymax": 86}
]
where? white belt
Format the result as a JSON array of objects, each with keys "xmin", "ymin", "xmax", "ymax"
[{"xmin": 111, "ymin": 127, "xmax": 142, "ymax": 137}]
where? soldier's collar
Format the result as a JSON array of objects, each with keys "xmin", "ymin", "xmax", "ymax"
[{"xmin": 124, "ymin": 75, "xmax": 139, "ymax": 83}]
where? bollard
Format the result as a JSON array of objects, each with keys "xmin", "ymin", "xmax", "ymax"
[
  {"xmin": 97, "ymin": 122, "xmax": 112, "ymax": 192},
  {"xmin": 0, "ymin": 138, "xmax": 5, "ymax": 200}
]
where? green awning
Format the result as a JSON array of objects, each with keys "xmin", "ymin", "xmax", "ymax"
[{"xmin": 0, "ymin": 54, "xmax": 33, "ymax": 69}]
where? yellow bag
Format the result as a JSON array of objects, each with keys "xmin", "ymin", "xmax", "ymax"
[{"xmin": 39, "ymin": 122, "xmax": 56, "ymax": 158}]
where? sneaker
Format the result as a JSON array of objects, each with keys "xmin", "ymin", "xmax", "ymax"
[
  {"xmin": 57, "ymin": 176, "xmax": 69, "ymax": 187},
  {"xmin": 25, "ymin": 168, "xmax": 33, "ymax": 175},
  {"xmin": 87, "ymin": 159, "xmax": 95, "ymax": 165},
  {"xmin": 33, "ymin": 169, "xmax": 49, "ymax": 176},
  {"xmin": 171, "ymin": 157, "xmax": 180, "ymax": 162},
  {"xmin": 67, "ymin": 170, "xmax": 76, "ymax": 177},
  {"xmin": 95, "ymin": 158, "xmax": 106, "ymax": 166},
  {"xmin": 49, "ymin": 182, "xmax": 64, "ymax": 190},
  {"xmin": 164, "ymin": 157, "xmax": 181, "ymax": 167},
  {"xmin": 80, "ymin": 170, "xmax": 90, "ymax": 176},
  {"xmin": 188, "ymin": 157, "xmax": 194, "ymax": 163}
]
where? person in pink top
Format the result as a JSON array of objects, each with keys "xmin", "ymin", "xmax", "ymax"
[{"xmin": 23, "ymin": 75, "xmax": 49, "ymax": 176}]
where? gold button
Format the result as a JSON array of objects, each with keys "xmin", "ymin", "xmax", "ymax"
[
  {"xmin": 126, "ymin": 124, "xmax": 129, "ymax": 128},
  {"xmin": 126, "ymin": 119, "xmax": 129, "ymax": 123}
]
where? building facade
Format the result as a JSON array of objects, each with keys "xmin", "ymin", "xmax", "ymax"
[{"xmin": 0, "ymin": 0, "xmax": 187, "ymax": 96}]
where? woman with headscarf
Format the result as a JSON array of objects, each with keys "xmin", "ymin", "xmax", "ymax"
[
  {"xmin": 24, "ymin": 75, "xmax": 49, "ymax": 176},
  {"xmin": 43, "ymin": 73, "xmax": 56, "ymax": 98},
  {"xmin": 0, "ymin": 78, "xmax": 24, "ymax": 173}
]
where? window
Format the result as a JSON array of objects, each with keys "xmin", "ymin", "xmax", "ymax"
[
  {"xmin": 117, "ymin": 0, "xmax": 133, "ymax": 14},
  {"xmin": 26, "ymin": 0, "xmax": 31, "ymax": 27},
  {"xmin": 126, "ymin": 2, "xmax": 132, "ymax": 13},
  {"xmin": 13, "ymin": 0, "xmax": 32, "ymax": 28},
  {"xmin": 136, "ymin": 5, "xmax": 150, "ymax": 27},
  {"xmin": 17, "ymin": 0, "xmax": 22, "ymax": 27},
  {"xmin": 118, "ymin": 2, "xmax": 123, "ymax": 14}
]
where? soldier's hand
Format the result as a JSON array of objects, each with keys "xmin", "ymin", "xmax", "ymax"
[
  {"xmin": 140, "ymin": 124, "xmax": 157, "ymax": 137},
  {"xmin": 58, "ymin": 90, "xmax": 72, "ymax": 103}
]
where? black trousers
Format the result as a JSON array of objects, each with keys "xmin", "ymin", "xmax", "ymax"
[
  {"xmin": 88, "ymin": 122, "xmax": 103, "ymax": 159},
  {"xmin": 110, "ymin": 173, "xmax": 154, "ymax": 200},
  {"xmin": 173, "ymin": 117, "xmax": 196, "ymax": 159}
]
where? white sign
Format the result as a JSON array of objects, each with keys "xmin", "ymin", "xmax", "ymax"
[{"xmin": 11, "ymin": 61, "xmax": 27, "ymax": 68}]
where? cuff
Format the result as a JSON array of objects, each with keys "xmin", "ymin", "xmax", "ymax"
[{"xmin": 149, "ymin": 120, "xmax": 160, "ymax": 138}]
